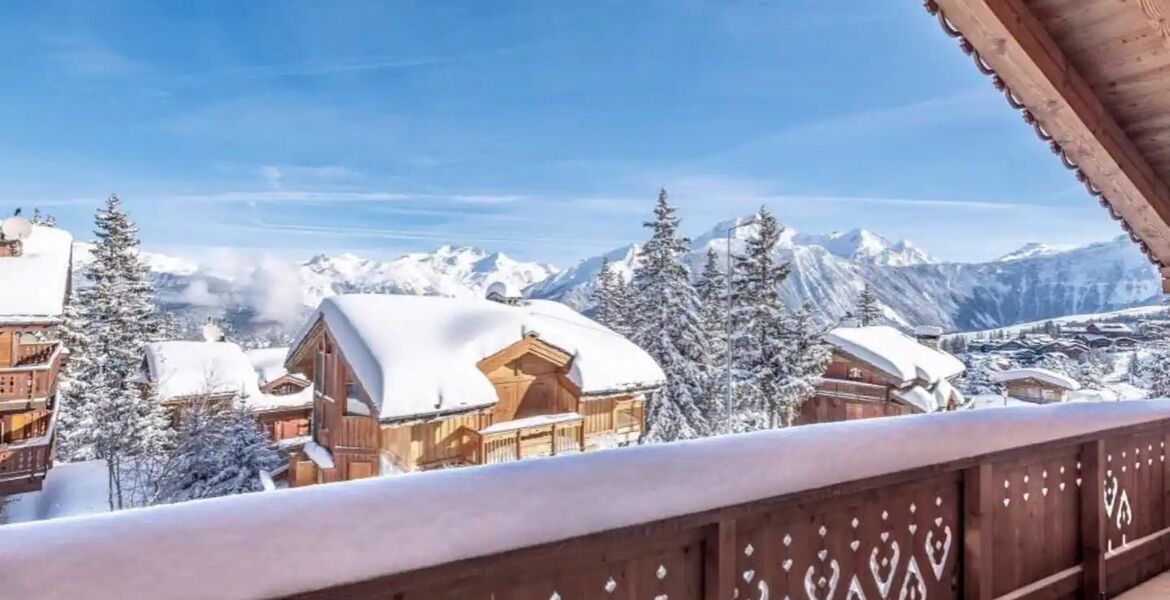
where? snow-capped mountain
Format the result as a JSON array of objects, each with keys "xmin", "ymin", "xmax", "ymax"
[
  {"xmin": 528, "ymin": 218, "xmax": 1162, "ymax": 332},
  {"xmin": 72, "ymin": 217, "xmax": 1162, "ymax": 340}
]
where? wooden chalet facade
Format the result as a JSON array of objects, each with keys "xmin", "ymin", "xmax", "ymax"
[
  {"xmin": 0, "ymin": 224, "xmax": 73, "ymax": 496},
  {"xmin": 993, "ymin": 367, "xmax": 1081, "ymax": 404},
  {"xmin": 284, "ymin": 294, "xmax": 663, "ymax": 486},
  {"xmin": 800, "ymin": 326, "xmax": 965, "ymax": 425}
]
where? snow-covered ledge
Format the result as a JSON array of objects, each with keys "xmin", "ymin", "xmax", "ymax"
[{"xmin": 5, "ymin": 401, "xmax": 1170, "ymax": 600}]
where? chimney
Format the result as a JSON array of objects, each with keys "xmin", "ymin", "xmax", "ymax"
[
  {"xmin": 0, "ymin": 239, "xmax": 21, "ymax": 258},
  {"xmin": 914, "ymin": 325, "xmax": 943, "ymax": 350}
]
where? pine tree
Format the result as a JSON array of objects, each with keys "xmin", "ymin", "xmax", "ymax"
[
  {"xmin": 695, "ymin": 248, "xmax": 729, "ymax": 424},
  {"xmin": 631, "ymin": 189, "xmax": 712, "ymax": 441},
  {"xmin": 54, "ymin": 194, "xmax": 172, "ymax": 509},
  {"xmin": 1128, "ymin": 351, "xmax": 1144, "ymax": 384},
  {"xmin": 591, "ymin": 258, "xmax": 636, "ymax": 337},
  {"xmin": 1143, "ymin": 349, "xmax": 1170, "ymax": 398},
  {"xmin": 855, "ymin": 284, "xmax": 882, "ymax": 326},
  {"xmin": 153, "ymin": 403, "xmax": 283, "ymax": 503},
  {"xmin": 28, "ymin": 207, "xmax": 57, "ymax": 227}
]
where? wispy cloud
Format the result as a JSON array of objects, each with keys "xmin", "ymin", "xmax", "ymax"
[
  {"xmin": 43, "ymin": 37, "xmax": 138, "ymax": 78},
  {"xmin": 231, "ymin": 219, "xmax": 629, "ymax": 248}
]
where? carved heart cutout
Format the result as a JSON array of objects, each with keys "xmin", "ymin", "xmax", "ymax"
[
  {"xmin": 869, "ymin": 540, "xmax": 900, "ymax": 599},
  {"xmin": 1116, "ymin": 489, "xmax": 1133, "ymax": 529},
  {"xmin": 1104, "ymin": 476, "xmax": 1119, "ymax": 518},
  {"xmin": 925, "ymin": 526, "xmax": 953, "ymax": 581}
]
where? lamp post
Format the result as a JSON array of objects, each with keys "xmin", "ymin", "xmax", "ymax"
[{"xmin": 724, "ymin": 218, "xmax": 757, "ymax": 434}]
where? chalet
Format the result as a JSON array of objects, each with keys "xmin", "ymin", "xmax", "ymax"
[
  {"xmin": 284, "ymin": 293, "xmax": 665, "ymax": 485},
  {"xmin": 139, "ymin": 341, "xmax": 313, "ymax": 442},
  {"xmin": 0, "ymin": 222, "xmax": 72, "ymax": 496},
  {"xmin": 1087, "ymin": 322, "xmax": 1136, "ymax": 338},
  {"xmin": 993, "ymin": 368, "xmax": 1081, "ymax": 404},
  {"xmin": 802, "ymin": 325, "xmax": 965, "ymax": 424},
  {"xmin": 1078, "ymin": 334, "xmax": 1115, "ymax": 350}
]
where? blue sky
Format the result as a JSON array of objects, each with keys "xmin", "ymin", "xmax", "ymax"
[{"xmin": 0, "ymin": 1, "xmax": 1124, "ymax": 267}]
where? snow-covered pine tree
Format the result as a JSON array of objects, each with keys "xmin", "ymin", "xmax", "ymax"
[
  {"xmin": 1128, "ymin": 351, "xmax": 1144, "ymax": 384},
  {"xmin": 153, "ymin": 403, "xmax": 283, "ymax": 503},
  {"xmin": 728, "ymin": 207, "xmax": 791, "ymax": 430},
  {"xmin": 631, "ymin": 189, "xmax": 712, "ymax": 441},
  {"xmin": 28, "ymin": 207, "xmax": 57, "ymax": 227},
  {"xmin": 591, "ymin": 258, "xmax": 636, "ymax": 337},
  {"xmin": 854, "ymin": 284, "xmax": 882, "ymax": 326},
  {"xmin": 53, "ymin": 194, "xmax": 172, "ymax": 509},
  {"xmin": 1143, "ymin": 349, "xmax": 1170, "ymax": 398},
  {"xmin": 695, "ymin": 248, "xmax": 729, "ymax": 422},
  {"xmin": 770, "ymin": 302, "xmax": 831, "ymax": 425}
]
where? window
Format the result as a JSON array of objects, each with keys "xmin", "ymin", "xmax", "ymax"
[
  {"xmin": 847, "ymin": 367, "xmax": 863, "ymax": 380},
  {"xmin": 313, "ymin": 350, "xmax": 324, "ymax": 394}
]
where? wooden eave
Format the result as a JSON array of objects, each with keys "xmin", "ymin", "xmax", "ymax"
[
  {"xmin": 475, "ymin": 336, "xmax": 574, "ymax": 375},
  {"xmin": 925, "ymin": 0, "xmax": 1170, "ymax": 290}
]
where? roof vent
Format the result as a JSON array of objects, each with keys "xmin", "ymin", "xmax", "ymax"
[
  {"xmin": 914, "ymin": 325, "xmax": 943, "ymax": 349},
  {"xmin": 485, "ymin": 281, "xmax": 522, "ymax": 305}
]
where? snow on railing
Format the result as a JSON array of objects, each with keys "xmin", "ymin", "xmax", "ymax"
[{"xmin": 5, "ymin": 402, "xmax": 1170, "ymax": 599}]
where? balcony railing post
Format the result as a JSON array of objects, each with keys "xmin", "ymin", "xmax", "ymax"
[
  {"xmin": 1081, "ymin": 439, "xmax": 1107, "ymax": 599},
  {"xmin": 703, "ymin": 519, "xmax": 735, "ymax": 600},
  {"xmin": 964, "ymin": 462, "xmax": 994, "ymax": 600}
]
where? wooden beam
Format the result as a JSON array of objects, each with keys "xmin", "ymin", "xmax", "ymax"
[
  {"xmin": 964, "ymin": 463, "xmax": 995, "ymax": 600},
  {"xmin": 703, "ymin": 519, "xmax": 736, "ymax": 600},
  {"xmin": 1081, "ymin": 439, "xmax": 1107, "ymax": 599},
  {"xmin": 932, "ymin": 0, "xmax": 1170, "ymax": 270}
]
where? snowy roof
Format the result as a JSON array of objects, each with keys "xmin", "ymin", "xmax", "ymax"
[
  {"xmin": 1090, "ymin": 322, "xmax": 1134, "ymax": 332},
  {"xmin": 992, "ymin": 368, "xmax": 1081, "ymax": 390},
  {"xmin": 824, "ymin": 326, "xmax": 964, "ymax": 385},
  {"xmin": 891, "ymin": 379, "xmax": 965, "ymax": 413},
  {"xmin": 0, "ymin": 225, "xmax": 73, "ymax": 323},
  {"xmin": 291, "ymin": 295, "xmax": 666, "ymax": 421},
  {"xmin": 145, "ymin": 341, "xmax": 262, "ymax": 402},
  {"xmin": 145, "ymin": 342, "xmax": 313, "ymax": 411},
  {"xmin": 7, "ymin": 401, "xmax": 1170, "ymax": 600},
  {"xmin": 245, "ymin": 347, "xmax": 299, "ymax": 385}
]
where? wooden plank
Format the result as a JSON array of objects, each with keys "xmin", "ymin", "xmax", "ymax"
[
  {"xmin": 995, "ymin": 565, "xmax": 1083, "ymax": 600},
  {"xmin": 703, "ymin": 520, "xmax": 735, "ymax": 600},
  {"xmin": 1082, "ymin": 439, "xmax": 1107, "ymax": 599},
  {"xmin": 965, "ymin": 463, "xmax": 995, "ymax": 600},
  {"xmin": 931, "ymin": 0, "xmax": 1170, "ymax": 272}
]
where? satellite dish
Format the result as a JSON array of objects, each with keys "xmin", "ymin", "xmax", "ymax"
[
  {"xmin": 485, "ymin": 281, "xmax": 521, "ymax": 304},
  {"xmin": 201, "ymin": 321, "xmax": 226, "ymax": 342},
  {"xmin": 0, "ymin": 217, "xmax": 32, "ymax": 241}
]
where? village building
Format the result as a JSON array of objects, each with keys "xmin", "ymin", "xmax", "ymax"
[
  {"xmin": 0, "ymin": 222, "xmax": 73, "ymax": 496},
  {"xmin": 284, "ymin": 293, "xmax": 664, "ymax": 486},
  {"xmin": 1087, "ymin": 322, "xmax": 1136, "ymax": 338},
  {"xmin": 801, "ymin": 325, "xmax": 965, "ymax": 424},
  {"xmin": 992, "ymin": 368, "xmax": 1082, "ymax": 404},
  {"xmin": 139, "ymin": 341, "xmax": 313, "ymax": 443}
]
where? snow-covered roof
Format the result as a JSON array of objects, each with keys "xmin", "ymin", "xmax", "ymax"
[
  {"xmin": 992, "ymin": 368, "xmax": 1081, "ymax": 390},
  {"xmin": 292, "ymin": 295, "xmax": 664, "ymax": 421},
  {"xmin": 891, "ymin": 379, "xmax": 965, "ymax": 413},
  {"xmin": 824, "ymin": 326, "xmax": 964, "ymax": 385},
  {"xmin": 145, "ymin": 342, "xmax": 314, "ymax": 411},
  {"xmin": 1090, "ymin": 322, "xmax": 1134, "ymax": 333},
  {"xmin": 0, "ymin": 225, "xmax": 73, "ymax": 323},
  {"xmin": 145, "ymin": 341, "xmax": 263, "ymax": 402},
  {"xmin": 7, "ymin": 401, "xmax": 1170, "ymax": 600},
  {"xmin": 245, "ymin": 347, "xmax": 299, "ymax": 385}
]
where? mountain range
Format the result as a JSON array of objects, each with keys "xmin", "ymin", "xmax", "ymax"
[{"xmin": 69, "ymin": 217, "xmax": 1162, "ymax": 342}]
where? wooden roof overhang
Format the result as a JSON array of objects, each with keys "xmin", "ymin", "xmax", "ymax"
[{"xmin": 923, "ymin": 0, "xmax": 1170, "ymax": 290}]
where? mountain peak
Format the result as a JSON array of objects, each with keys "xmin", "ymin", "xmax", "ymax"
[{"xmin": 996, "ymin": 242, "xmax": 1071, "ymax": 262}]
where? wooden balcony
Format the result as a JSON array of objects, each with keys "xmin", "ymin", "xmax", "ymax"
[
  {"xmin": 0, "ymin": 342, "xmax": 62, "ymax": 407},
  {"xmin": 13, "ymin": 403, "xmax": 1170, "ymax": 599},
  {"xmin": 816, "ymin": 377, "xmax": 889, "ymax": 402},
  {"xmin": 0, "ymin": 411, "xmax": 55, "ymax": 495},
  {"xmin": 465, "ymin": 413, "xmax": 585, "ymax": 465}
]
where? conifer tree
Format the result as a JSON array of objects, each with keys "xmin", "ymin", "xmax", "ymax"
[
  {"xmin": 855, "ymin": 283, "xmax": 882, "ymax": 326},
  {"xmin": 632, "ymin": 189, "xmax": 712, "ymax": 441},
  {"xmin": 695, "ymin": 248, "xmax": 729, "ymax": 424},
  {"xmin": 54, "ymin": 194, "xmax": 172, "ymax": 509},
  {"xmin": 591, "ymin": 258, "xmax": 636, "ymax": 337},
  {"xmin": 153, "ymin": 403, "xmax": 283, "ymax": 503},
  {"xmin": 28, "ymin": 207, "xmax": 57, "ymax": 227},
  {"xmin": 1143, "ymin": 349, "xmax": 1170, "ymax": 398}
]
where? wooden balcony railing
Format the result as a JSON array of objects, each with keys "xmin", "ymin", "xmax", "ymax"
[
  {"xmin": 0, "ymin": 440, "xmax": 52, "ymax": 483},
  {"xmin": 816, "ymin": 377, "xmax": 889, "ymax": 402},
  {"xmin": 465, "ymin": 416, "xmax": 586, "ymax": 465},
  {"xmin": 11, "ymin": 403, "xmax": 1170, "ymax": 600},
  {"xmin": 0, "ymin": 343, "xmax": 62, "ymax": 402}
]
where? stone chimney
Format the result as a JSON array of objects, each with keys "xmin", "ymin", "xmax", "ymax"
[{"xmin": 914, "ymin": 325, "xmax": 943, "ymax": 350}]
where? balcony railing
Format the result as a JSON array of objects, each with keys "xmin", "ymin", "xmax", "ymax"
[
  {"xmin": 816, "ymin": 377, "xmax": 889, "ymax": 402},
  {"xmin": 8, "ymin": 402, "xmax": 1170, "ymax": 599},
  {"xmin": 465, "ymin": 414, "xmax": 585, "ymax": 465},
  {"xmin": 0, "ymin": 409, "xmax": 55, "ymax": 491},
  {"xmin": 0, "ymin": 342, "xmax": 62, "ymax": 403}
]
